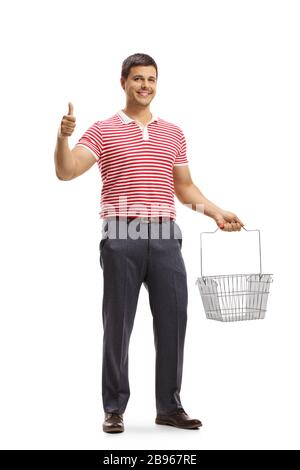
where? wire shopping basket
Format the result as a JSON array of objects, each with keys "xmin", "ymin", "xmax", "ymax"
[{"xmin": 195, "ymin": 227, "xmax": 273, "ymax": 322}]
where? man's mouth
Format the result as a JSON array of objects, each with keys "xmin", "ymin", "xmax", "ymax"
[{"xmin": 137, "ymin": 92, "xmax": 151, "ymax": 97}]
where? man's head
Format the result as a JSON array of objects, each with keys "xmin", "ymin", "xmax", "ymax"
[{"xmin": 120, "ymin": 53, "xmax": 158, "ymax": 108}]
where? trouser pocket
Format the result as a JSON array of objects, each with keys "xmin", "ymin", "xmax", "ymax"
[
  {"xmin": 99, "ymin": 237, "xmax": 108, "ymax": 269},
  {"xmin": 173, "ymin": 222, "xmax": 183, "ymax": 249},
  {"xmin": 99, "ymin": 238, "xmax": 108, "ymax": 251}
]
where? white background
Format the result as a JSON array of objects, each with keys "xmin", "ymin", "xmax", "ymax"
[{"xmin": 0, "ymin": 0, "xmax": 299, "ymax": 450}]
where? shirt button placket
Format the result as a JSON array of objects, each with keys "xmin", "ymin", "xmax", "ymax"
[{"xmin": 143, "ymin": 127, "xmax": 149, "ymax": 140}]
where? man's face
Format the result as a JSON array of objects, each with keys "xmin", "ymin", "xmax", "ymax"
[{"xmin": 121, "ymin": 65, "xmax": 157, "ymax": 106}]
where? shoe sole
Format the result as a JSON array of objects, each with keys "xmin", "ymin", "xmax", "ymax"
[
  {"xmin": 155, "ymin": 418, "xmax": 202, "ymax": 429},
  {"xmin": 103, "ymin": 426, "xmax": 124, "ymax": 433}
]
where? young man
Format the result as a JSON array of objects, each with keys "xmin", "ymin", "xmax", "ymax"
[{"xmin": 54, "ymin": 53, "xmax": 244, "ymax": 433}]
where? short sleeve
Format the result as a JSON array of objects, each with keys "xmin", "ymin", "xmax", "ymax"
[
  {"xmin": 75, "ymin": 121, "xmax": 103, "ymax": 161},
  {"xmin": 173, "ymin": 129, "xmax": 189, "ymax": 166}
]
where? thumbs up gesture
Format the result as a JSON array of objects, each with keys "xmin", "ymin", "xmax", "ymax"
[{"xmin": 58, "ymin": 102, "xmax": 76, "ymax": 138}]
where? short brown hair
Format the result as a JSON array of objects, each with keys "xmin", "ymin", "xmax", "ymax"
[{"xmin": 121, "ymin": 53, "xmax": 158, "ymax": 80}]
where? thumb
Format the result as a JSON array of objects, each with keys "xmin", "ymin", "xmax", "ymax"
[
  {"xmin": 214, "ymin": 214, "xmax": 225, "ymax": 230},
  {"xmin": 68, "ymin": 102, "xmax": 74, "ymax": 116}
]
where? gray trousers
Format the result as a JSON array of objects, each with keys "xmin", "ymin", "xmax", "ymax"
[{"xmin": 99, "ymin": 218, "xmax": 188, "ymax": 415}]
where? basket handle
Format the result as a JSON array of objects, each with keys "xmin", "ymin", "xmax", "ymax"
[{"xmin": 200, "ymin": 227, "xmax": 262, "ymax": 277}]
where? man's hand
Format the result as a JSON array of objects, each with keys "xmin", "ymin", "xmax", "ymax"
[
  {"xmin": 213, "ymin": 210, "xmax": 244, "ymax": 232},
  {"xmin": 58, "ymin": 102, "xmax": 76, "ymax": 138}
]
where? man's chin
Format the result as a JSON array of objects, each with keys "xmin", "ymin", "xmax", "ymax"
[
  {"xmin": 133, "ymin": 99, "xmax": 152, "ymax": 107},
  {"xmin": 137, "ymin": 97, "xmax": 151, "ymax": 103}
]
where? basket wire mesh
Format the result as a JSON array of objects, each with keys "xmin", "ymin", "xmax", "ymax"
[{"xmin": 195, "ymin": 227, "xmax": 273, "ymax": 322}]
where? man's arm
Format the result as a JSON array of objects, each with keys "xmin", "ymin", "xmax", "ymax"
[
  {"xmin": 173, "ymin": 165, "xmax": 244, "ymax": 231},
  {"xmin": 54, "ymin": 102, "xmax": 97, "ymax": 180},
  {"xmin": 55, "ymin": 138, "xmax": 96, "ymax": 180}
]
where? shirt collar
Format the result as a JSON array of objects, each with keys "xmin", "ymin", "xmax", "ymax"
[{"xmin": 117, "ymin": 109, "xmax": 159, "ymax": 125}]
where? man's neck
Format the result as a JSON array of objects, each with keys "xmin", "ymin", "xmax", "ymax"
[{"xmin": 122, "ymin": 106, "xmax": 152, "ymax": 126}]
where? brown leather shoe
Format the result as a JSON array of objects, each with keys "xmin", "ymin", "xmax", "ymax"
[
  {"xmin": 155, "ymin": 408, "xmax": 202, "ymax": 429},
  {"xmin": 103, "ymin": 412, "xmax": 124, "ymax": 433}
]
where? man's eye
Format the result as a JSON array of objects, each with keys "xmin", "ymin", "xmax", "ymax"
[{"xmin": 134, "ymin": 77, "xmax": 156, "ymax": 82}]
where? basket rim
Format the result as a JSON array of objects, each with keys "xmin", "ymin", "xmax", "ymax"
[{"xmin": 196, "ymin": 272, "xmax": 273, "ymax": 279}]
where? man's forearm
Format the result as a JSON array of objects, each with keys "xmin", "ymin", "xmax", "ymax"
[
  {"xmin": 54, "ymin": 135, "xmax": 75, "ymax": 180},
  {"xmin": 175, "ymin": 183, "xmax": 223, "ymax": 219}
]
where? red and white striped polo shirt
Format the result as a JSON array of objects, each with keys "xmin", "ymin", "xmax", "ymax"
[{"xmin": 75, "ymin": 109, "xmax": 189, "ymax": 220}]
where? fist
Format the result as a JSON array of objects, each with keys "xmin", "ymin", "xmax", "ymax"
[
  {"xmin": 58, "ymin": 102, "xmax": 76, "ymax": 138},
  {"xmin": 214, "ymin": 210, "xmax": 244, "ymax": 232}
]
